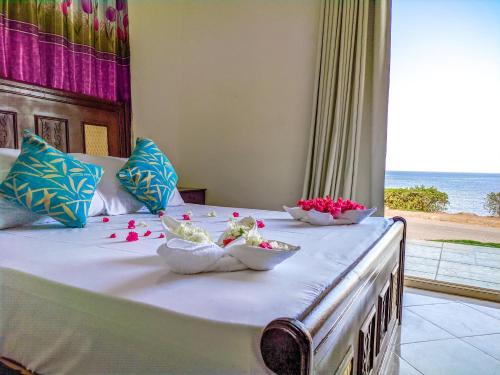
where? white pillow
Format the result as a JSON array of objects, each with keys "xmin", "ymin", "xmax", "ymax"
[
  {"xmin": 0, "ymin": 149, "xmax": 104, "ymax": 229},
  {"xmin": 0, "ymin": 148, "xmax": 20, "ymax": 181},
  {"xmin": 169, "ymin": 188, "xmax": 185, "ymax": 206},
  {"xmin": 0, "ymin": 199, "xmax": 43, "ymax": 229},
  {"xmin": 71, "ymin": 154, "xmax": 185, "ymax": 215},
  {"xmin": 0, "ymin": 148, "xmax": 42, "ymax": 229},
  {"xmin": 71, "ymin": 153, "xmax": 143, "ymax": 215}
]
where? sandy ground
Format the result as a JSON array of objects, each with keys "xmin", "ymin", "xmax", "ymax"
[{"xmin": 385, "ymin": 209, "xmax": 500, "ymax": 243}]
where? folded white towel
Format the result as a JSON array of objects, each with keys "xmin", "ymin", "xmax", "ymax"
[
  {"xmin": 205, "ymin": 254, "xmax": 247, "ymax": 273},
  {"xmin": 157, "ymin": 238, "xmax": 227, "ymax": 274},
  {"xmin": 157, "ymin": 215, "xmax": 299, "ymax": 274}
]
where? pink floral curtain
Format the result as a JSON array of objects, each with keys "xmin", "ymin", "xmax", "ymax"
[{"xmin": 0, "ymin": 0, "xmax": 130, "ymax": 103}]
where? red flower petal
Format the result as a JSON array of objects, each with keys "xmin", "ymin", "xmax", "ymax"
[
  {"xmin": 182, "ymin": 214, "xmax": 190, "ymax": 221},
  {"xmin": 222, "ymin": 237, "xmax": 235, "ymax": 247},
  {"xmin": 128, "ymin": 224, "xmax": 136, "ymax": 229},
  {"xmin": 102, "ymin": 217, "xmax": 110, "ymax": 223},
  {"xmin": 256, "ymin": 220, "xmax": 265, "ymax": 229},
  {"xmin": 109, "ymin": 233, "xmax": 117, "ymax": 238},
  {"xmin": 144, "ymin": 230, "xmax": 152, "ymax": 237},
  {"xmin": 126, "ymin": 231, "xmax": 139, "ymax": 242},
  {"xmin": 232, "ymin": 212, "xmax": 240, "ymax": 218},
  {"xmin": 158, "ymin": 211, "xmax": 165, "ymax": 217},
  {"xmin": 258, "ymin": 242, "xmax": 272, "ymax": 249},
  {"xmin": 158, "ymin": 233, "xmax": 165, "ymax": 239},
  {"xmin": 128, "ymin": 220, "xmax": 135, "ymax": 226}
]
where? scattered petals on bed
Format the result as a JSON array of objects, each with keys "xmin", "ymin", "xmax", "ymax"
[
  {"xmin": 143, "ymin": 230, "xmax": 152, "ymax": 237},
  {"xmin": 127, "ymin": 220, "xmax": 136, "ymax": 229},
  {"xmin": 256, "ymin": 219, "xmax": 265, "ymax": 228},
  {"xmin": 232, "ymin": 211, "xmax": 240, "ymax": 218},
  {"xmin": 182, "ymin": 214, "xmax": 190, "ymax": 221},
  {"xmin": 126, "ymin": 231, "xmax": 139, "ymax": 242},
  {"xmin": 109, "ymin": 233, "xmax": 117, "ymax": 239},
  {"xmin": 102, "ymin": 217, "xmax": 110, "ymax": 223}
]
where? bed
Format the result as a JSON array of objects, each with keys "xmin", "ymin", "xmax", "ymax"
[
  {"xmin": 0, "ymin": 205, "xmax": 406, "ymax": 375},
  {"xmin": 0, "ymin": 80, "xmax": 406, "ymax": 375}
]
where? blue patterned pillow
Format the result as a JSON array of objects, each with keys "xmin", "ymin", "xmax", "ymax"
[
  {"xmin": 0, "ymin": 131, "xmax": 103, "ymax": 228},
  {"xmin": 117, "ymin": 138, "xmax": 178, "ymax": 214}
]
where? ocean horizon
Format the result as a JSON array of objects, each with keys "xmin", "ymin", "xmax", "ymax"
[{"xmin": 385, "ymin": 170, "xmax": 500, "ymax": 216}]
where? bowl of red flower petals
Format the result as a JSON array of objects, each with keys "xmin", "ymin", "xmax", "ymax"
[{"xmin": 284, "ymin": 197, "xmax": 376, "ymax": 225}]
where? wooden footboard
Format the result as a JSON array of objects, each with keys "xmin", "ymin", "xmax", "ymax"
[
  {"xmin": 261, "ymin": 217, "xmax": 406, "ymax": 375},
  {"xmin": 0, "ymin": 357, "xmax": 35, "ymax": 375}
]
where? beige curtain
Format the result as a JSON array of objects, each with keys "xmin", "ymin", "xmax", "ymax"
[{"xmin": 303, "ymin": 0, "xmax": 391, "ymax": 215}]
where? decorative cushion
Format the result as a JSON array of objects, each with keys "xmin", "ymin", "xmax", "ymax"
[
  {"xmin": 0, "ymin": 148, "xmax": 42, "ymax": 229},
  {"xmin": 72, "ymin": 153, "xmax": 184, "ymax": 214},
  {"xmin": 0, "ymin": 148, "xmax": 105, "ymax": 229},
  {"xmin": 0, "ymin": 131, "xmax": 103, "ymax": 228},
  {"xmin": 117, "ymin": 138, "xmax": 178, "ymax": 214},
  {"xmin": 71, "ymin": 153, "xmax": 145, "ymax": 215}
]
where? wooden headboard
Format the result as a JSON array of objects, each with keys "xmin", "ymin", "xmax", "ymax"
[{"xmin": 0, "ymin": 79, "xmax": 131, "ymax": 157}]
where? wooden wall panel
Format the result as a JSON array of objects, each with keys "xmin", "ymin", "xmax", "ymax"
[
  {"xmin": 35, "ymin": 115, "xmax": 69, "ymax": 152},
  {"xmin": 0, "ymin": 110, "xmax": 18, "ymax": 148}
]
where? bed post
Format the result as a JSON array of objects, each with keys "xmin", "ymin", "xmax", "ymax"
[
  {"xmin": 392, "ymin": 217, "xmax": 407, "ymax": 324},
  {"xmin": 260, "ymin": 318, "xmax": 313, "ymax": 375}
]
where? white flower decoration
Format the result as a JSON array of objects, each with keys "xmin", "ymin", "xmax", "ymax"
[{"xmin": 173, "ymin": 222, "xmax": 212, "ymax": 244}]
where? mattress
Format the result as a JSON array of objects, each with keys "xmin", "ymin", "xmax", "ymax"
[{"xmin": 0, "ymin": 204, "xmax": 391, "ymax": 375}]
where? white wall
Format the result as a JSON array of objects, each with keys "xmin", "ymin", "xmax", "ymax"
[{"xmin": 129, "ymin": 0, "xmax": 321, "ymax": 209}]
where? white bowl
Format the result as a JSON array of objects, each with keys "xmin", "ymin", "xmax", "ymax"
[
  {"xmin": 227, "ymin": 241, "xmax": 300, "ymax": 271},
  {"xmin": 283, "ymin": 206, "xmax": 376, "ymax": 225}
]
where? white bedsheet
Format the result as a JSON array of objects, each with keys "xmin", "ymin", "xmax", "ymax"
[{"xmin": 0, "ymin": 204, "xmax": 391, "ymax": 375}]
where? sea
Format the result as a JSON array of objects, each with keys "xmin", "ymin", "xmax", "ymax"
[{"xmin": 385, "ymin": 171, "xmax": 500, "ymax": 216}]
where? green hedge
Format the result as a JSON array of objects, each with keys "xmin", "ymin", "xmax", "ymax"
[
  {"xmin": 484, "ymin": 192, "xmax": 500, "ymax": 217},
  {"xmin": 384, "ymin": 185, "xmax": 449, "ymax": 212}
]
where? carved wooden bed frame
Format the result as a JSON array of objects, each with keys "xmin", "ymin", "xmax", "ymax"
[
  {"xmin": 261, "ymin": 217, "xmax": 406, "ymax": 375},
  {"xmin": 0, "ymin": 78, "xmax": 406, "ymax": 375}
]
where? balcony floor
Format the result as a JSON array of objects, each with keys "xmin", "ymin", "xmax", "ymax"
[
  {"xmin": 389, "ymin": 288, "xmax": 500, "ymax": 374},
  {"xmin": 405, "ymin": 240, "xmax": 500, "ymax": 291}
]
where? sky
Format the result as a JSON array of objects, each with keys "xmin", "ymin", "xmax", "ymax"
[{"xmin": 385, "ymin": 0, "xmax": 500, "ymax": 173}]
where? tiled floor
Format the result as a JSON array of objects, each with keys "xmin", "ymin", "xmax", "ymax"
[
  {"xmin": 405, "ymin": 240, "xmax": 500, "ymax": 290},
  {"xmin": 388, "ymin": 288, "xmax": 500, "ymax": 374}
]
